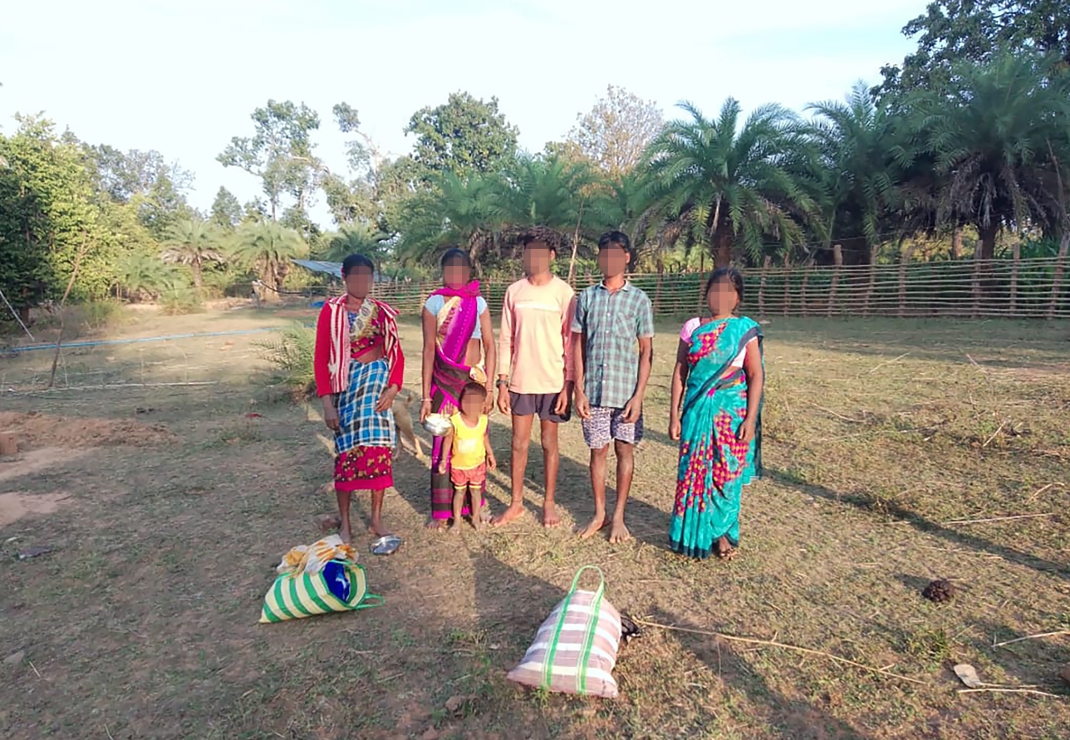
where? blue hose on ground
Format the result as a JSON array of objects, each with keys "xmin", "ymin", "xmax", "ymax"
[{"xmin": 0, "ymin": 326, "xmax": 306, "ymax": 355}]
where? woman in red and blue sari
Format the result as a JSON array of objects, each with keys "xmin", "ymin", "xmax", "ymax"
[
  {"xmin": 669, "ymin": 268, "xmax": 764, "ymax": 560},
  {"xmin": 420, "ymin": 249, "xmax": 497, "ymax": 530}
]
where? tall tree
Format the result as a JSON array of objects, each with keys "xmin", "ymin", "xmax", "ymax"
[
  {"xmin": 569, "ymin": 85, "xmax": 663, "ymax": 178},
  {"xmin": 217, "ymin": 100, "xmax": 321, "ymax": 223},
  {"xmin": 161, "ymin": 217, "xmax": 224, "ymax": 288},
  {"xmin": 644, "ymin": 100, "xmax": 816, "ymax": 267},
  {"xmin": 877, "ymin": 1, "xmax": 1070, "ymax": 97},
  {"xmin": 805, "ymin": 82, "xmax": 902, "ymax": 265},
  {"xmin": 229, "ymin": 221, "xmax": 307, "ymax": 300},
  {"xmin": 0, "ymin": 116, "xmax": 113, "ymax": 322},
  {"xmin": 84, "ymin": 144, "xmax": 194, "ymax": 237},
  {"xmin": 907, "ymin": 51, "xmax": 1070, "ymax": 259},
  {"xmin": 210, "ymin": 186, "xmax": 242, "ymax": 231},
  {"xmin": 405, "ymin": 92, "xmax": 519, "ymax": 178}
]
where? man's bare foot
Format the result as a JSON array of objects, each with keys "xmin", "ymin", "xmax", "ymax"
[
  {"xmin": 426, "ymin": 519, "xmax": 449, "ymax": 532},
  {"xmin": 608, "ymin": 520, "xmax": 631, "ymax": 544},
  {"xmin": 368, "ymin": 520, "xmax": 390, "ymax": 538},
  {"xmin": 576, "ymin": 515, "xmax": 607, "ymax": 539},
  {"xmin": 492, "ymin": 505, "xmax": 524, "ymax": 527},
  {"xmin": 542, "ymin": 504, "xmax": 561, "ymax": 528}
]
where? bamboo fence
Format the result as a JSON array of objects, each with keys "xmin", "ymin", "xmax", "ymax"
[{"xmin": 366, "ymin": 257, "xmax": 1070, "ymax": 321}]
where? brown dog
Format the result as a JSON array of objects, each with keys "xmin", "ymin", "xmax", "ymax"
[{"xmin": 392, "ymin": 388, "xmax": 424, "ymax": 459}]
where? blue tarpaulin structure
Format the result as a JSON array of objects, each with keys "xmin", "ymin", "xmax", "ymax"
[{"xmin": 292, "ymin": 259, "xmax": 343, "ymax": 279}]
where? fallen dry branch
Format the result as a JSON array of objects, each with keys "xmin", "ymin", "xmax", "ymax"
[
  {"xmin": 865, "ymin": 352, "xmax": 911, "ymax": 376},
  {"xmin": 981, "ymin": 421, "xmax": 1008, "ymax": 449},
  {"xmin": 803, "ymin": 401, "xmax": 868, "ymax": 424},
  {"xmin": 1027, "ymin": 482, "xmax": 1064, "ymax": 503},
  {"xmin": 633, "ymin": 618, "xmax": 928, "ymax": 686},
  {"xmin": 957, "ymin": 688, "xmax": 1065, "ymax": 699},
  {"xmin": 993, "ymin": 630, "xmax": 1070, "ymax": 648},
  {"xmin": 943, "ymin": 512, "xmax": 1056, "ymax": 526}
]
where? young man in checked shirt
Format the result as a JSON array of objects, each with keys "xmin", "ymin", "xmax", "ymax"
[{"xmin": 572, "ymin": 231, "xmax": 654, "ymax": 543}]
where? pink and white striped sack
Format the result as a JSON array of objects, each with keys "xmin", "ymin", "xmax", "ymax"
[{"xmin": 506, "ymin": 566, "xmax": 622, "ymax": 698}]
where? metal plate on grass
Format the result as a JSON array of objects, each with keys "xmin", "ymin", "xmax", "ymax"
[{"xmin": 370, "ymin": 535, "xmax": 402, "ymax": 556}]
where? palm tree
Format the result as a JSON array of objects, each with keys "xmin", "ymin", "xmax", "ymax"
[
  {"xmin": 119, "ymin": 253, "xmax": 182, "ymax": 301},
  {"xmin": 396, "ymin": 171, "xmax": 504, "ymax": 275},
  {"xmin": 644, "ymin": 99, "xmax": 816, "ymax": 267},
  {"xmin": 319, "ymin": 223, "xmax": 392, "ymax": 268},
  {"xmin": 908, "ymin": 51, "xmax": 1070, "ymax": 260},
  {"xmin": 804, "ymin": 82, "xmax": 902, "ymax": 265},
  {"xmin": 497, "ymin": 155, "xmax": 598, "ymax": 280},
  {"xmin": 161, "ymin": 218, "xmax": 224, "ymax": 288},
  {"xmin": 230, "ymin": 221, "xmax": 307, "ymax": 300}
]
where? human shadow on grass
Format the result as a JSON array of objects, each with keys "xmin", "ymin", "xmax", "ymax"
[
  {"xmin": 648, "ymin": 606, "xmax": 872, "ymax": 740},
  {"xmin": 480, "ymin": 415, "xmax": 673, "ymax": 548},
  {"xmin": 768, "ymin": 468, "xmax": 1070, "ymax": 582}
]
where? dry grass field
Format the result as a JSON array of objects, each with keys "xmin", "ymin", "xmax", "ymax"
[{"xmin": 2, "ymin": 303, "xmax": 1069, "ymax": 739}]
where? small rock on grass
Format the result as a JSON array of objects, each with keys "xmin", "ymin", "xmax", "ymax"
[
  {"xmin": 1060, "ymin": 665, "xmax": 1070, "ymax": 687},
  {"xmin": 17, "ymin": 546, "xmax": 54, "ymax": 561},
  {"xmin": 420, "ymin": 730, "xmax": 439, "ymax": 740},
  {"xmin": 4, "ymin": 650, "xmax": 25, "ymax": 666}
]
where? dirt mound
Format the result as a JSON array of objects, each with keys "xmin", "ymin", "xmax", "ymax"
[{"xmin": 0, "ymin": 411, "xmax": 175, "ymax": 450}]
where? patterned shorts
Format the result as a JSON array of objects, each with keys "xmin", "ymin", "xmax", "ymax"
[{"xmin": 581, "ymin": 407, "xmax": 643, "ymax": 449}]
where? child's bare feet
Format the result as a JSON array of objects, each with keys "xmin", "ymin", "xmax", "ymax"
[
  {"xmin": 492, "ymin": 504, "xmax": 524, "ymax": 527},
  {"xmin": 576, "ymin": 514, "xmax": 606, "ymax": 539},
  {"xmin": 339, "ymin": 523, "xmax": 353, "ymax": 545},
  {"xmin": 542, "ymin": 503, "xmax": 561, "ymax": 528},
  {"xmin": 426, "ymin": 520, "xmax": 449, "ymax": 532},
  {"xmin": 368, "ymin": 519, "xmax": 389, "ymax": 538},
  {"xmin": 608, "ymin": 519, "xmax": 631, "ymax": 544},
  {"xmin": 472, "ymin": 507, "xmax": 484, "ymax": 531},
  {"xmin": 448, "ymin": 522, "xmax": 462, "ymax": 534}
]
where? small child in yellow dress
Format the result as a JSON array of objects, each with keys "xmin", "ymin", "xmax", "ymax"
[{"xmin": 437, "ymin": 382, "xmax": 497, "ymax": 531}]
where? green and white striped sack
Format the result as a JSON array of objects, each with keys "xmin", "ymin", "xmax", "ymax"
[{"xmin": 506, "ymin": 566, "xmax": 622, "ymax": 698}]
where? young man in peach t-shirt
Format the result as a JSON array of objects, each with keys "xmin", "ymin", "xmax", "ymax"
[{"xmin": 494, "ymin": 226, "xmax": 575, "ymax": 528}]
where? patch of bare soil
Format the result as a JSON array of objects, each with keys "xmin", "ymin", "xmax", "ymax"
[
  {"xmin": 0, "ymin": 491, "xmax": 70, "ymax": 527},
  {"xmin": 0, "ymin": 447, "xmax": 88, "ymax": 485},
  {"xmin": 0, "ymin": 411, "xmax": 175, "ymax": 451}
]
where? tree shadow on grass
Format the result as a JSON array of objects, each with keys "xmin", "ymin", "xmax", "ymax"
[
  {"xmin": 767, "ymin": 468, "xmax": 1070, "ymax": 582},
  {"xmin": 648, "ymin": 606, "xmax": 872, "ymax": 740}
]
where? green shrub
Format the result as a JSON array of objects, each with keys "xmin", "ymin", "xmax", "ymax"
[{"xmin": 257, "ymin": 323, "xmax": 316, "ymax": 400}]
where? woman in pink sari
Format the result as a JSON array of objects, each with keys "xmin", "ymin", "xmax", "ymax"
[{"xmin": 420, "ymin": 249, "xmax": 497, "ymax": 530}]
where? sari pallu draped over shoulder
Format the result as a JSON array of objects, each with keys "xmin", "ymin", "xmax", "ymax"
[
  {"xmin": 429, "ymin": 280, "xmax": 487, "ymax": 521},
  {"xmin": 670, "ymin": 317, "xmax": 764, "ymax": 559}
]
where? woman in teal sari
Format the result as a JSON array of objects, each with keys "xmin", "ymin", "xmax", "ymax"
[{"xmin": 669, "ymin": 268, "xmax": 764, "ymax": 560}]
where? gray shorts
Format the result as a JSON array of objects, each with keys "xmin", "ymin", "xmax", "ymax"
[
  {"xmin": 581, "ymin": 407, "xmax": 643, "ymax": 449},
  {"xmin": 509, "ymin": 392, "xmax": 571, "ymax": 423}
]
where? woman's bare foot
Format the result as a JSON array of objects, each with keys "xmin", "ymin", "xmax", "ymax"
[
  {"xmin": 716, "ymin": 536, "xmax": 737, "ymax": 560},
  {"xmin": 426, "ymin": 519, "xmax": 449, "ymax": 532},
  {"xmin": 542, "ymin": 503, "xmax": 561, "ymax": 528},
  {"xmin": 368, "ymin": 519, "xmax": 390, "ymax": 538},
  {"xmin": 339, "ymin": 523, "xmax": 353, "ymax": 545},
  {"xmin": 448, "ymin": 522, "xmax": 462, "ymax": 534},
  {"xmin": 492, "ymin": 504, "xmax": 524, "ymax": 527},
  {"xmin": 576, "ymin": 514, "xmax": 606, "ymax": 539},
  {"xmin": 608, "ymin": 519, "xmax": 631, "ymax": 544}
]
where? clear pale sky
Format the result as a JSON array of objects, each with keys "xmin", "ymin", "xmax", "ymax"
[{"xmin": 0, "ymin": 0, "xmax": 926, "ymax": 226}]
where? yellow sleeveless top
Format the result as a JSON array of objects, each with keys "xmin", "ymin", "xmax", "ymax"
[{"xmin": 449, "ymin": 413, "xmax": 487, "ymax": 470}]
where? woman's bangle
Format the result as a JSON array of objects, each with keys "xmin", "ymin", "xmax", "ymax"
[{"xmin": 421, "ymin": 398, "xmax": 432, "ymax": 404}]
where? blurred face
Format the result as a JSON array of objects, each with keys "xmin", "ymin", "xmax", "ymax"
[
  {"xmin": 441, "ymin": 259, "xmax": 471, "ymax": 289},
  {"xmin": 598, "ymin": 243, "xmax": 630, "ymax": 278},
  {"xmin": 522, "ymin": 243, "xmax": 554, "ymax": 276},
  {"xmin": 344, "ymin": 266, "xmax": 374, "ymax": 299},
  {"xmin": 706, "ymin": 276, "xmax": 740, "ymax": 316},
  {"xmin": 461, "ymin": 390, "xmax": 484, "ymax": 417}
]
